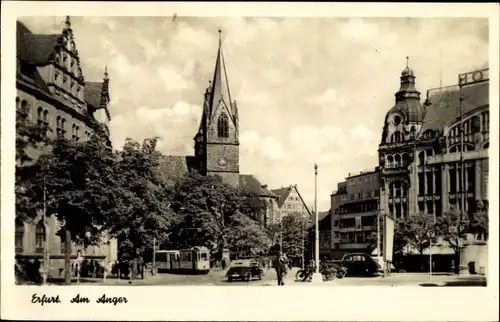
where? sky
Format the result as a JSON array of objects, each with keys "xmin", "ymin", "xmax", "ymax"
[{"xmin": 20, "ymin": 16, "xmax": 489, "ymax": 211}]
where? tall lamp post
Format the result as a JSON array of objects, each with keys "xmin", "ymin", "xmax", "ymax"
[
  {"xmin": 42, "ymin": 185, "xmax": 50, "ymax": 285},
  {"xmin": 311, "ymin": 164, "xmax": 323, "ymax": 283}
]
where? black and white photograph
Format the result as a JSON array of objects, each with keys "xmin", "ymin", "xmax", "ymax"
[{"xmin": 1, "ymin": 2, "xmax": 498, "ymax": 321}]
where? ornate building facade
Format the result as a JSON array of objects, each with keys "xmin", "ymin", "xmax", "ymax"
[
  {"xmin": 15, "ymin": 17, "xmax": 117, "ymax": 275},
  {"xmin": 327, "ymin": 65, "xmax": 489, "ymax": 271},
  {"xmin": 159, "ymin": 31, "xmax": 277, "ymax": 224},
  {"xmin": 379, "ymin": 65, "xmax": 489, "ymax": 220}
]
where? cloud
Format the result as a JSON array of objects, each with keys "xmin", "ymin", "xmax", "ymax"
[
  {"xmin": 157, "ymin": 65, "xmax": 196, "ymax": 92},
  {"xmin": 240, "ymin": 131, "xmax": 284, "ymax": 160}
]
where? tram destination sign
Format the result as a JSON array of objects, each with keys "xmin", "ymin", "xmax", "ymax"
[{"xmin": 459, "ymin": 69, "xmax": 489, "ymax": 86}]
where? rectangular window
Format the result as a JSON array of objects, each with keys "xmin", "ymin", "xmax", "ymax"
[
  {"xmin": 426, "ymin": 172, "xmax": 433, "ymax": 195},
  {"xmin": 449, "ymin": 169, "xmax": 457, "ymax": 194}
]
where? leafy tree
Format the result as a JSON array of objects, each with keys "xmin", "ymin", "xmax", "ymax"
[
  {"xmin": 433, "ymin": 209, "xmax": 469, "ymax": 273},
  {"xmin": 268, "ymin": 213, "xmax": 308, "ymax": 258},
  {"xmin": 366, "ymin": 215, "xmax": 406, "ymax": 257},
  {"xmin": 169, "ymin": 172, "xmax": 269, "ymax": 258},
  {"xmin": 396, "ymin": 212, "xmax": 438, "ymax": 271},
  {"xmin": 107, "ymin": 138, "xmax": 176, "ymax": 264},
  {"xmin": 16, "ymin": 129, "xmax": 121, "ymax": 284},
  {"xmin": 226, "ymin": 212, "xmax": 270, "ymax": 256},
  {"xmin": 398, "ymin": 212, "xmax": 438, "ymax": 254}
]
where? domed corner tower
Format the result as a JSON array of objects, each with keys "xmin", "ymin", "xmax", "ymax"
[{"xmin": 378, "ymin": 59, "xmax": 427, "ymax": 220}]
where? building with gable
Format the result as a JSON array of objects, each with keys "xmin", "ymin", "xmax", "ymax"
[
  {"xmin": 159, "ymin": 30, "xmax": 277, "ymax": 224},
  {"xmin": 15, "ymin": 17, "xmax": 117, "ymax": 275},
  {"xmin": 270, "ymin": 185, "xmax": 312, "ymax": 224}
]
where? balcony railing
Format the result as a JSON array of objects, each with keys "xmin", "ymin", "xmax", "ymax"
[{"xmin": 426, "ymin": 149, "xmax": 488, "ymax": 165}]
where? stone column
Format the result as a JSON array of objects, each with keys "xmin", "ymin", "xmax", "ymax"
[
  {"xmin": 475, "ymin": 160, "xmax": 481, "ymax": 201},
  {"xmin": 441, "ymin": 164, "xmax": 449, "ymax": 213}
]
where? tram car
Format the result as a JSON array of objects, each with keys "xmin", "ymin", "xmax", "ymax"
[{"xmin": 155, "ymin": 246, "xmax": 210, "ymax": 274}]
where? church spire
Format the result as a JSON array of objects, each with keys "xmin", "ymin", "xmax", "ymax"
[{"xmin": 208, "ymin": 29, "xmax": 232, "ymax": 117}]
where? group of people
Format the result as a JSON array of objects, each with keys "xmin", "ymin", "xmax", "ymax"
[{"xmin": 110, "ymin": 258, "xmax": 146, "ymax": 279}]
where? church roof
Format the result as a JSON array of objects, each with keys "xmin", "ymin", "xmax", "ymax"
[
  {"xmin": 238, "ymin": 174, "xmax": 276, "ymax": 198},
  {"xmin": 419, "ymin": 81, "xmax": 489, "ymax": 136},
  {"xmin": 158, "ymin": 155, "xmax": 199, "ymax": 187}
]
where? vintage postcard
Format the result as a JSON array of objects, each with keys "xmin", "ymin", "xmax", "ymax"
[{"xmin": 1, "ymin": 1, "xmax": 499, "ymax": 321}]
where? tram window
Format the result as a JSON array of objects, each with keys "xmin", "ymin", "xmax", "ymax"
[{"xmin": 200, "ymin": 253, "xmax": 208, "ymax": 260}]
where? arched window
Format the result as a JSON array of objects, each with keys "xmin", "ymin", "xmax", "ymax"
[
  {"xmin": 386, "ymin": 155, "xmax": 393, "ymax": 168},
  {"xmin": 416, "ymin": 151, "xmax": 424, "ymax": 165},
  {"xmin": 394, "ymin": 154, "xmax": 401, "ymax": 168},
  {"xmin": 450, "ymin": 146, "xmax": 457, "ymax": 153},
  {"xmin": 483, "ymin": 142, "xmax": 489, "ymax": 149},
  {"xmin": 391, "ymin": 131, "xmax": 403, "ymax": 143},
  {"xmin": 43, "ymin": 110, "xmax": 49, "ymax": 127},
  {"xmin": 37, "ymin": 107, "xmax": 43, "ymax": 125},
  {"xmin": 217, "ymin": 113, "xmax": 229, "ymax": 138},
  {"xmin": 15, "ymin": 218, "xmax": 25, "ymax": 253},
  {"xmin": 35, "ymin": 220, "xmax": 46, "ymax": 253},
  {"xmin": 402, "ymin": 153, "xmax": 409, "ymax": 167},
  {"xmin": 16, "ymin": 97, "xmax": 20, "ymax": 109}
]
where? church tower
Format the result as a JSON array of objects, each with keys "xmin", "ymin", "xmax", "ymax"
[{"xmin": 194, "ymin": 29, "xmax": 240, "ymax": 187}]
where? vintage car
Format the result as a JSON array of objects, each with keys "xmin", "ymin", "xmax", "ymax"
[
  {"xmin": 226, "ymin": 259, "xmax": 264, "ymax": 282},
  {"xmin": 340, "ymin": 253, "xmax": 383, "ymax": 276}
]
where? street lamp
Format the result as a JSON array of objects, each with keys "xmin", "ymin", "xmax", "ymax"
[
  {"xmin": 310, "ymin": 163, "xmax": 322, "ymax": 283},
  {"xmin": 41, "ymin": 184, "xmax": 50, "ymax": 285}
]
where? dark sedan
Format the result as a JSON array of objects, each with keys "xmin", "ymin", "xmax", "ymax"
[
  {"xmin": 341, "ymin": 253, "xmax": 383, "ymax": 277},
  {"xmin": 226, "ymin": 260, "xmax": 264, "ymax": 282}
]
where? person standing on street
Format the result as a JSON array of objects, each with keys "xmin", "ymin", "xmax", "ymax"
[{"xmin": 273, "ymin": 252, "xmax": 289, "ymax": 286}]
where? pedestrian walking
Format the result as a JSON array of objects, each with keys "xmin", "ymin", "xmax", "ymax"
[{"xmin": 273, "ymin": 252, "xmax": 289, "ymax": 286}]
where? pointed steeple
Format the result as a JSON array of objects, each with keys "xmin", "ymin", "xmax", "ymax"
[
  {"xmin": 65, "ymin": 16, "xmax": 71, "ymax": 29},
  {"xmin": 100, "ymin": 65, "xmax": 110, "ymax": 108},
  {"xmin": 208, "ymin": 29, "xmax": 232, "ymax": 117}
]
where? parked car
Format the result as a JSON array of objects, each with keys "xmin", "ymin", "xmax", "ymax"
[
  {"xmin": 226, "ymin": 259, "xmax": 263, "ymax": 282},
  {"xmin": 339, "ymin": 253, "xmax": 383, "ymax": 277}
]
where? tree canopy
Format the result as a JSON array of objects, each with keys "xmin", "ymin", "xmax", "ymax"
[
  {"xmin": 169, "ymin": 171, "xmax": 270, "ymax": 257},
  {"xmin": 397, "ymin": 212, "xmax": 438, "ymax": 255},
  {"xmin": 268, "ymin": 213, "xmax": 308, "ymax": 257},
  {"xmin": 106, "ymin": 138, "xmax": 176, "ymax": 261},
  {"xmin": 16, "ymin": 130, "xmax": 120, "ymax": 245}
]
